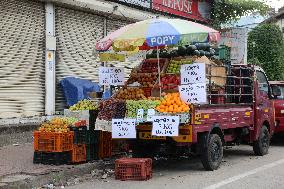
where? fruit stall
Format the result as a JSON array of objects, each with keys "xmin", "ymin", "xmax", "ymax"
[{"xmin": 32, "ymin": 18, "xmax": 224, "ymax": 177}]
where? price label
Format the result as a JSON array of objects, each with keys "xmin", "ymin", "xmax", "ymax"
[
  {"xmin": 152, "ymin": 116, "xmax": 179, "ymax": 136},
  {"xmin": 180, "ymin": 63, "xmax": 206, "ymax": 84},
  {"xmin": 112, "ymin": 119, "xmax": 136, "ymax": 139},
  {"xmin": 147, "ymin": 109, "xmax": 155, "ymax": 121},
  {"xmin": 136, "ymin": 109, "xmax": 144, "ymax": 123},
  {"xmin": 99, "ymin": 67, "xmax": 125, "ymax": 86},
  {"xmin": 179, "ymin": 83, "xmax": 207, "ymax": 104}
]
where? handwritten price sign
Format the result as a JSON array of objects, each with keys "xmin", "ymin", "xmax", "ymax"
[
  {"xmin": 179, "ymin": 83, "xmax": 207, "ymax": 104},
  {"xmin": 112, "ymin": 119, "xmax": 136, "ymax": 139},
  {"xmin": 180, "ymin": 63, "xmax": 206, "ymax": 84},
  {"xmin": 99, "ymin": 67, "xmax": 125, "ymax": 86},
  {"xmin": 152, "ymin": 116, "xmax": 179, "ymax": 136}
]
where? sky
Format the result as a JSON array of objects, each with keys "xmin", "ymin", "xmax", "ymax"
[{"xmin": 265, "ymin": 0, "xmax": 284, "ymax": 11}]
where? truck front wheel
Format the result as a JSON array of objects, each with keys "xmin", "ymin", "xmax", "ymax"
[
  {"xmin": 199, "ymin": 133, "xmax": 223, "ymax": 171},
  {"xmin": 253, "ymin": 126, "xmax": 270, "ymax": 156}
]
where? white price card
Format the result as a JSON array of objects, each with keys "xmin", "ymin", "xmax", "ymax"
[
  {"xmin": 147, "ymin": 109, "xmax": 155, "ymax": 121},
  {"xmin": 179, "ymin": 83, "xmax": 207, "ymax": 104},
  {"xmin": 136, "ymin": 109, "xmax": 144, "ymax": 123},
  {"xmin": 180, "ymin": 63, "xmax": 206, "ymax": 84},
  {"xmin": 152, "ymin": 116, "xmax": 179, "ymax": 136},
  {"xmin": 112, "ymin": 119, "xmax": 136, "ymax": 139},
  {"xmin": 99, "ymin": 67, "xmax": 125, "ymax": 86}
]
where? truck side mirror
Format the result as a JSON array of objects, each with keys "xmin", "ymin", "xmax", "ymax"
[{"xmin": 272, "ymin": 86, "xmax": 281, "ymax": 97}]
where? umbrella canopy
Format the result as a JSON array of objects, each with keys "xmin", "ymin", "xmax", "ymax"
[{"xmin": 96, "ymin": 18, "xmax": 220, "ymax": 51}]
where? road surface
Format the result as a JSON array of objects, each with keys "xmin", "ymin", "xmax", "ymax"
[{"xmin": 67, "ymin": 138, "xmax": 284, "ymax": 189}]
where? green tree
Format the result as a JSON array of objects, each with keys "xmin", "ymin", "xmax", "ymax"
[
  {"xmin": 211, "ymin": 0, "xmax": 269, "ymax": 27},
  {"xmin": 247, "ymin": 24, "xmax": 284, "ymax": 80}
]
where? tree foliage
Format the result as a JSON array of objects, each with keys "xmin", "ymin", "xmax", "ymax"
[
  {"xmin": 248, "ymin": 24, "xmax": 284, "ymax": 80},
  {"xmin": 211, "ymin": 0, "xmax": 269, "ymax": 27}
]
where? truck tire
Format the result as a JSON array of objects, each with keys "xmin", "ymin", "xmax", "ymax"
[
  {"xmin": 253, "ymin": 126, "xmax": 270, "ymax": 156},
  {"xmin": 199, "ymin": 133, "xmax": 223, "ymax": 171}
]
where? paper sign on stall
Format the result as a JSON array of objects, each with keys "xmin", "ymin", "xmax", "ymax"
[
  {"xmin": 147, "ymin": 109, "xmax": 156, "ymax": 121},
  {"xmin": 136, "ymin": 109, "xmax": 144, "ymax": 123},
  {"xmin": 179, "ymin": 83, "xmax": 207, "ymax": 104},
  {"xmin": 180, "ymin": 63, "xmax": 206, "ymax": 84},
  {"xmin": 99, "ymin": 67, "xmax": 125, "ymax": 86},
  {"xmin": 152, "ymin": 116, "xmax": 179, "ymax": 136},
  {"xmin": 112, "ymin": 119, "xmax": 136, "ymax": 138}
]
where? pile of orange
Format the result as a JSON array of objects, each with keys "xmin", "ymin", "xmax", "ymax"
[{"xmin": 155, "ymin": 93, "xmax": 190, "ymax": 113}]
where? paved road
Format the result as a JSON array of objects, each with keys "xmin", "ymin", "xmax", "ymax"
[{"xmin": 68, "ymin": 138, "xmax": 284, "ymax": 189}]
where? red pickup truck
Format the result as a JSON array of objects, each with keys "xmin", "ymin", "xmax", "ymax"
[
  {"xmin": 132, "ymin": 65, "xmax": 276, "ymax": 171},
  {"xmin": 269, "ymin": 81, "xmax": 284, "ymax": 133}
]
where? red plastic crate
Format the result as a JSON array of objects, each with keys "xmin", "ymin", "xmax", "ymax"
[
  {"xmin": 71, "ymin": 144, "xmax": 87, "ymax": 163},
  {"xmin": 34, "ymin": 131, "xmax": 74, "ymax": 152},
  {"xmin": 211, "ymin": 88, "xmax": 225, "ymax": 104},
  {"xmin": 115, "ymin": 158, "xmax": 152, "ymax": 181}
]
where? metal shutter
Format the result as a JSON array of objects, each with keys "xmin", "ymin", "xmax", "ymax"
[
  {"xmin": 55, "ymin": 7, "xmax": 105, "ymax": 111},
  {"xmin": 0, "ymin": 0, "xmax": 45, "ymax": 118}
]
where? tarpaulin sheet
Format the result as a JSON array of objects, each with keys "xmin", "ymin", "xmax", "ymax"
[{"xmin": 60, "ymin": 77, "xmax": 101, "ymax": 106}]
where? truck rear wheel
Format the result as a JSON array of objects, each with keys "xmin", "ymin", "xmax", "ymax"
[
  {"xmin": 199, "ymin": 133, "xmax": 223, "ymax": 171},
  {"xmin": 253, "ymin": 126, "xmax": 270, "ymax": 156}
]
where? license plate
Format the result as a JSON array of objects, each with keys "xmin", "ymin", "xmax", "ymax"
[{"xmin": 139, "ymin": 132, "xmax": 166, "ymax": 140}]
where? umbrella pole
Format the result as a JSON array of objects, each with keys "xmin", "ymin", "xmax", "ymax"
[{"xmin": 157, "ymin": 47, "xmax": 161, "ymax": 97}]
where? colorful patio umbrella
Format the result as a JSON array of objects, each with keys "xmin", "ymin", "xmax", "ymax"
[{"xmin": 96, "ymin": 18, "xmax": 220, "ymax": 51}]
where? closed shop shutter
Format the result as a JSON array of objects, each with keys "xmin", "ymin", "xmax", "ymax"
[
  {"xmin": 0, "ymin": 0, "xmax": 45, "ymax": 118},
  {"xmin": 55, "ymin": 9, "xmax": 144, "ymax": 111},
  {"xmin": 55, "ymin": 7, "xmax": 105, "ymax": 111}
]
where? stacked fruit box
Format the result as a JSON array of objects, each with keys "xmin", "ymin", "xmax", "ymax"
[
  {"xmin": 127, "ymin": 58, "xmax": 169, "ymax": 97},
  {"xmin": 99, "ymin": 131, "xmax": 112, "ymax": 159},
  {"xmin": 70, "ymin": 126, "xmax": 87, "ymax": 163},
  {"xmin": 33, "ymin": 131, "xmax": 74, "ymax": 165},
  {"xmin": 64, "ymin": 109, "xmax": 99, "ymax": 130}
]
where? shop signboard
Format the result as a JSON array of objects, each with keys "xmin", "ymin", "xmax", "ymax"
[
  {"xmin": 219, "ymin": 28, "xmax": 249, "ymax": 65},
  {"xmin": 152, "ymin": 0, "xmax": 210, "ymax": 22},
  {"xmin": 115, "ymin": 0, "xmax": 151, "ymax": 8}
]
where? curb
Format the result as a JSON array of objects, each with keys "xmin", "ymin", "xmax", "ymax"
[
  {"xmin": 0, "ymin": 160, "xmax": 110, "ymax": 189},
  {"xmin": 0, "ymin": 124, "xmax": 39, "ymax": 135}
]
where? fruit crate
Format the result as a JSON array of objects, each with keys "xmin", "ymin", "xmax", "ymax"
[
  {"xmin": 34, "ymin": 131, "xmax": 74, "ymax": 152},
  {"xmin": 70, "ymin": 126, "xmax": 87, "ymax": 144},
  {"xmin": 33, "ymin": 151, "xmax": 71, "ymax": 165},
  {"xmin": 64, "ymin": 109, "xmax": 99, "ymax": 130},
  {"xmin": 71, "ymin": 144, "xmax": 87, "ymax": 163},
  {"xmin": 99, "ymin": 131, "xmax": 112, "ymax": 159},
  {"xmin": 138, "ymin": 58, "xmax": 168, "ymax": 73},
  {"xmin": 86, "ymin": 130, "xmax": 101, "ymax": 144},
  {"xmin": 115, "ymin": 158, "xmax": 152, "ymax": 181},
  {"xmin": 210, "ymin": 88, "xmax": 225, "ymax": 104},
  {"xmin": 86, "ymin": 143, "xmax": 99, "ymax": 161}
]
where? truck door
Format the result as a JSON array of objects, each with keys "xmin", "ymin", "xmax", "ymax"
[
  {"xmin": 254, "ymin": 70, "xmax": 274, "ymax": 139},
  {"xmin": 271, "ymin": 84, "xmax": 284, "ymax": 132}
]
